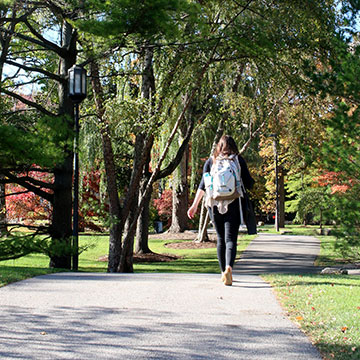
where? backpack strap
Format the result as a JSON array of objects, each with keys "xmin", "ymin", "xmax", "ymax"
[{"xmin": 239, "ymin": 197, "xmax": 245, "ymax": 225}]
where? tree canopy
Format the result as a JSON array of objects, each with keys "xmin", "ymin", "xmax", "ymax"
[{"xmin": 1, "ymin": 0, "xmax": 360, "ymax": 268}]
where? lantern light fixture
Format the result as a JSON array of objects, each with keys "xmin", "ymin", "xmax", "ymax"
[{"xmin": 68, "ymin": 65, "xmax": 87, "ymax": 103}]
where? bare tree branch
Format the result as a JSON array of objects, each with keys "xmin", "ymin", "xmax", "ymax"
[
  {"xmin": 2, "ymin": 77, "xmax": 48, "ymax": 90},
  {"xmin": 4, "ymin": 59, "xmax": 63, "ymax": 82},
  {"xmin": 239, "ymin": 88, "xmax": 290, "ymax": 154},
  {"xmin": 0, "ymin": 167, "xmax": 53, "ymax": 173},
  {"xmin": 1, "ymin": 174, "xmax": 55, "ymax": 190},
  {"xmin": 0, "ymin": 88, "xmax": 56, "ymax": 117},
  {"xmin": 2, "ymin": 170, "xmax": 54, "ymax": 203},
  {"xmin": 0, "ymin": 190, "xmax": 30, "ymax": 199},
  {"xmin": 156, "ymin": 108, "xmax": 211, "ymax": 180},
  {"xmin": 6, "ymin": 29, "xmax": 66, "ymax": 57},
  {"xmin": 6, "ymin": 223, "xmax": 49, "ymax": 232},
  {"xmin": 23, "ymin": 17, "xmax": 65, "ymax": 54}
]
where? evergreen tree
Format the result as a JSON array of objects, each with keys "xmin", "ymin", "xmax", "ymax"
[{"xmin": 0, "ymin": 1, "xmax": 81, "ymax": 268}]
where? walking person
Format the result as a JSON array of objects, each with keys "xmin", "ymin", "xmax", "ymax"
[{"xmin": 187, "ymin": 135, "xmax": 255, "ymax": 286}]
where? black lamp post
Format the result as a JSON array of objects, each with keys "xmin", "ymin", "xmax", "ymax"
[
  {"xmin": 269, "ymin": 133, "xmax": 280, "ymax": 232},
  {"xmin": 273, "ymin": 135, "xmax": 280, "ymax": 232},
  {"xmin": 68, "ymin": 65, "xmax": 87, "ymax": 271}
]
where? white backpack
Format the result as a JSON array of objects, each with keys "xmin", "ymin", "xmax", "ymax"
[{"xmin": 206, "ymin": 155, "xmax": 241, "ymax": 201}]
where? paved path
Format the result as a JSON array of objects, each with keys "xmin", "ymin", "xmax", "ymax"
[
  {"xmin": 0, "ymin": 234, "xmax": 322, "ymax": 360},
  {"xmin": 234, "ymin": 233, "xmax": 321, "ymax": 274}
]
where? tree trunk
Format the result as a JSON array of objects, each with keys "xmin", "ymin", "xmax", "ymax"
[
  {"xmin": 319, "ymin": 210, "xmax": 323, "ymax": 230},
  {"xmin": 119, "ymin": 46, "xmax": 211, "ymax": 270},
  {"xmin": 133, "ymin": 136, "xmax": 154, "ymax": 255},
  {"xmin": 135, "ymin": 178, "xmax": 152, "ymax": 254},
  {"xmin": 196, "ymin": 200, "xmax": 207, "ymax": 241},
  {"xmin": 90, "ymin": 60, "xmax": 123, "ymax": 272},
  {"xmin": 195, "ymin": 207, "xmax": 210, "ymax": 243},
  {"xmin": 135, "ymin": 142, "xmax": 153, "ymax": 254},
  {"xmin": 0, "ymin": 181, "xmax": 7, "ymax": 236},
  {"xmin": 120, "ymin": 212, "xmax": 136, "ymax": 273},
  {"xmin": 279, "ymin": 166, "xmax": 285, "ymax": 228},
  {"xmin": 134, "ymin": 46, "xmax": 156, "ymax": 254},
  {"xmin": 169, "ymin": 95, "xmax": 194, "ymax": 233},
  {"xmin": 134, "ymin": 130, "xmax": 154, "ymax": 256},
  {"xmin": 119, "ymin": 134, "xmax": 147, "ymax": 271},
  {"xmin": 169, "ymin": 142, "xmax": 189, "ymax": 233},
  {"xmin": 49, "ymin": 20, "xmax": 77, "ymax": 269},
  {"xmin": 49, "ymin": 160, "xmax": 73, "ymax": 269}
]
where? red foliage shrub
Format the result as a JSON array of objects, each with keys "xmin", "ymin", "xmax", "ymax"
[
  {"xmin": 79, "ymin": 169, "xmax": 108, "ymax": 232},
  {"xmin": 6, "ymin": 168, "xmax": 53, "ymax": 225},
  {"xmin": 316, "ymin": 171, "xmax": 351, "ymax": 194},
  {"xmin": 5, "ymin": 167, "xmax": 107, "ymax": 231},
  {"xmin": 153, "ymin": 189, "xmax": 172, "ymax": 224}
]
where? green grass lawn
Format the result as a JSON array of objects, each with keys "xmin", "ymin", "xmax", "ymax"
[
  {"xmin": 259, "ymin": 225, "xmax": 360, "ymax": 360},
  {"xmin": 262, "ymin": 273, "xmax": 360, "ymax": 360},
  {"xmin": 0, "ymin": 266, "xmax": 65, "ymax": 288},
  {"xmin": 315, "ymin": 235, "xmax": 360, "ymax": 267},
  {"xmin": 0, "ymin": 233, "xmax": 254, "ymax": 286},
  {"xmin": 258, "ymin": 224, "xmax": 324, "ymax": 236}
]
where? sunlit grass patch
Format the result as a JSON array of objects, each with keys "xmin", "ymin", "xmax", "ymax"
[
  {"xmin": 258, "ymin": 224, "xmax": 322, "ymax": 236},
  {"xmin": 315, "ymin": 236, "xmax": 360, "ymax": 267},
  {"xmin": 130, "ymin": 235, "xmax": 253, "ymax": 273},
  {"xmin": 0, "ymin": 266, "xmax": 63, "ymax": 288},
  {"xmin": 0, "ymin": 234, "xmax": 254, "ymax": 285},
  {"xmin": 262, "ymin": 273, "xmax": 360, "ymax": 360}
]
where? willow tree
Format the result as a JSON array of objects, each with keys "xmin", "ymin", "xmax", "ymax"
[
  {"xmin": 71, "ymin": 0, "xmax": 204, "ymax": 271},
  {"xmin": 184, "ymin": 0, "xmax": 353, "ymax": 237},
  {"xmin": 73, "ymin": 0, "xmax": 353, "ymax": 271}
]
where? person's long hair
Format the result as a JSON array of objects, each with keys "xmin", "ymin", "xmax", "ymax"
[{"xmin": 213, "ymin": 135, "xmax": 239, "ymax": 161}]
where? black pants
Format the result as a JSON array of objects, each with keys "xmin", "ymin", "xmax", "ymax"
[{"xmin": 208, "ymin": 200, "xmax": 240, "ymax": 273}]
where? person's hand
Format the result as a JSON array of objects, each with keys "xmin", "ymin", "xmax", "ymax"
[{"xmin": 187, "ymin": 204, "xmax": 197, "ymax": 219}]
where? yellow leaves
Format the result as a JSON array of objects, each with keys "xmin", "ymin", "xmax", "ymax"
[{"xmin": 347, "ymin": 104, "xmax": 357, "ymax": 117}]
